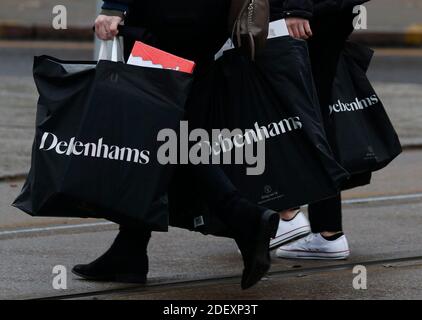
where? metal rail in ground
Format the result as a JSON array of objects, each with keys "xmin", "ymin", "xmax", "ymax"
[
  {"xmin": 1, "ymin": 192, "xmax": 421, "ymax": 240},
  {"xmin": 31, "ymin": 255, "xmax": 422, "ymax": 300}
]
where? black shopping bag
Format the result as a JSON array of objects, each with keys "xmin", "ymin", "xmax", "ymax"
[
  {"xmin": 13, "ymin": 46, "xmax": 193, "ymax": 231},
  {"xmin": 328, "ymin": 41, "xmax": 402, "ymax": 174},
  {"xmin": 180, "ymin": 36, "xmax": 349, "ymax": 214}
]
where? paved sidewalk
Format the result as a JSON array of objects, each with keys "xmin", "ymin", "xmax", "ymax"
[
  {"xmin": 364, "ymin": 0, "xmax": 422, "ymax": 32},
  {"xmin": 0, "ymin": 0, "xmax": 97, "ymax": 27},
  {"xmin": 1, "ymin": 158, "xmax": 422, "ymax": 299},
  {"xmin": 0, "ymin": 0, "xmax": 420, "ymax": 31},
  {"xmin": 0, "ymin": 0, "xmax": 421, "ymax": 45}
]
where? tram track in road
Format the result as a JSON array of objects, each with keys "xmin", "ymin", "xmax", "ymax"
[
  {"xmin": 1, "ymin": 192, "xmax": 421, "ymax": 240},
  {"xmin": 2, "ymin": 191, "xmax": 420, "ymax": 300},
  {"xmin": 31, "ymin": 255, "xmax": 422, "ymax": 300},
  {"xmin": 0, "ymin": 193, "xmax": 422, "ymax": 239}
]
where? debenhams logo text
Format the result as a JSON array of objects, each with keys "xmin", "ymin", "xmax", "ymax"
[
  {"xmin": 39, "ymin": 133, "xmax": 150, "ymax": 164},
  {"xmin": 329, "ymin": 95, "xmax": 379, "ymax": 115}
]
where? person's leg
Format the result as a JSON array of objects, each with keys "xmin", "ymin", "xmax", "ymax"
[
  {"xmin": 275, "ymin": 10, "xmax": 355, "ymax": 260},
  {"xmin": 270, "ymin": 37, "xmax": 344, "ymax": 249},
  {"xmin": 270, "ymin": 208, "xmax": 311, "ymax": 250},
  {"xmin": 308, "ymin": 194, "xmax": 343, "ymax": 234},
  {"xmin": 192, "ymin": 164, "xmax": 265, "ymax": 232},
  {"xmin": 271, "ymin": 12, "xmax": 353, "ymax": 250},
  {"xmin": 72, "ymin": 225, "xmax": 151, "ymax": 283},
  {"xmin": 73, "ymin": 163, "xmax": 279, "ymax": 289},
  {"xmin": 305, "ymin": 10, "xmax": 354, "ymax": 236},
  {"xmin": 191, "ymin": 164, "xmax": 280, "ymax": 290},
  {"xmin": 277, "ymin": 192, "xmax": 350, "ymax": 261}
]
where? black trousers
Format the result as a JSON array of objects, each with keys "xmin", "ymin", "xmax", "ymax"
[
  {"xmin": 119, "ymin": 0, "xmax": 269, "ymax": 237},
  {"xmin": 306, "ymin": 9, "xmax": 356, "ymax": 233}
]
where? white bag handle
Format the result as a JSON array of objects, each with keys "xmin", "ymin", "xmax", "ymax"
[{"xmin": 98, "ymin": 37, "xmax": 124, "ymax": 62}]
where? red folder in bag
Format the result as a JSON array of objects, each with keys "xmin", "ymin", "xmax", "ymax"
[{"xmin": 128, "ymin": 41, "xmax": 196, "ymax": 74}]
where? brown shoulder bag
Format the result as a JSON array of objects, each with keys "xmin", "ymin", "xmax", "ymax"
[{"xmin": 228, "ymin": 0, "xmax": 270, "ymax": 60}]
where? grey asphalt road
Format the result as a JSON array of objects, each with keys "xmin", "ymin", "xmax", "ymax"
[
  {"xmin": 0, "ymin": 0, "xmax": 97, "ymax": 27},
  {"xmin": 0, "ymin": 41, "xmax": 93, "ymax": 77},
  {"xmin": 0, "ymin": 41, "xmax": 421, "ymax": 300},
  {"xmin": 0, "ymin": 150, "xmax": 421, "ymax": 300},
  {"xmin": 0, "ymin": 43, "xmax": 421, "ymax": 84},
  {"xmin": 368, "ymin": 50, "xmax": 422, "ymax": 85},
  {"xmin": 1, "ymin": 0, "xmax": 421, "ymax": 31},
  {"xmin": 1, "ymin": 190, "xmax": 421, "ymax": 300}
]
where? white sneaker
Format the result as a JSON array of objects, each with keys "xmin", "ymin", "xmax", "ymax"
[
  {"xmin": 269, "ymin": 211, "xmax": 311, "ymax": 250},
  {"xmin": 276, "ymin": 233, "xmax": 350, "ymax": 260}
]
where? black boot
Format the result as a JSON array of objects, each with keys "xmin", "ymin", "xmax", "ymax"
[
  {"xmin": 72, "ymin": 226, "xmax": 151, "ymax": 283},
  {"xmin": 236, "ymin": 209, "xmax": 279, "ymax": 290},
  {"xmin": 218, "ymin": 196, "xmax": 279, "ymax": 290}
]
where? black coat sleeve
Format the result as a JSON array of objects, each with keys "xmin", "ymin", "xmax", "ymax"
[
  {"xmin": 102, "ymin": 0, "xmax": 134, "ymax": 11},
  {"xmin": 270, "ymin": 0, "xmax": 314, "ymax": 21},
  {"xmin": 270, "ymin": 0, "xmax": 370, "ymax": 20},
  {"xmin": 312, "ymin": 0, "xmax": 370, "ymax": 17},
  {"xmin": 105, "ymin": 0, "xmax": 133, "ymax": 5}
]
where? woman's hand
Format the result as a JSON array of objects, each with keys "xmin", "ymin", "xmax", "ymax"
[
  {"xmin": 286, "ymin": 17, "xmax": 313, "ymax": 40},
  {"xmin": 95, "ymin": 15, "xmax": 123, "ymax": 40}
]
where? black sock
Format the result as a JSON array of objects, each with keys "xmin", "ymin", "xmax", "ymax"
[{"xmin": 321, "ymin": 232, "xmax": 344, "ymax": 241}]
